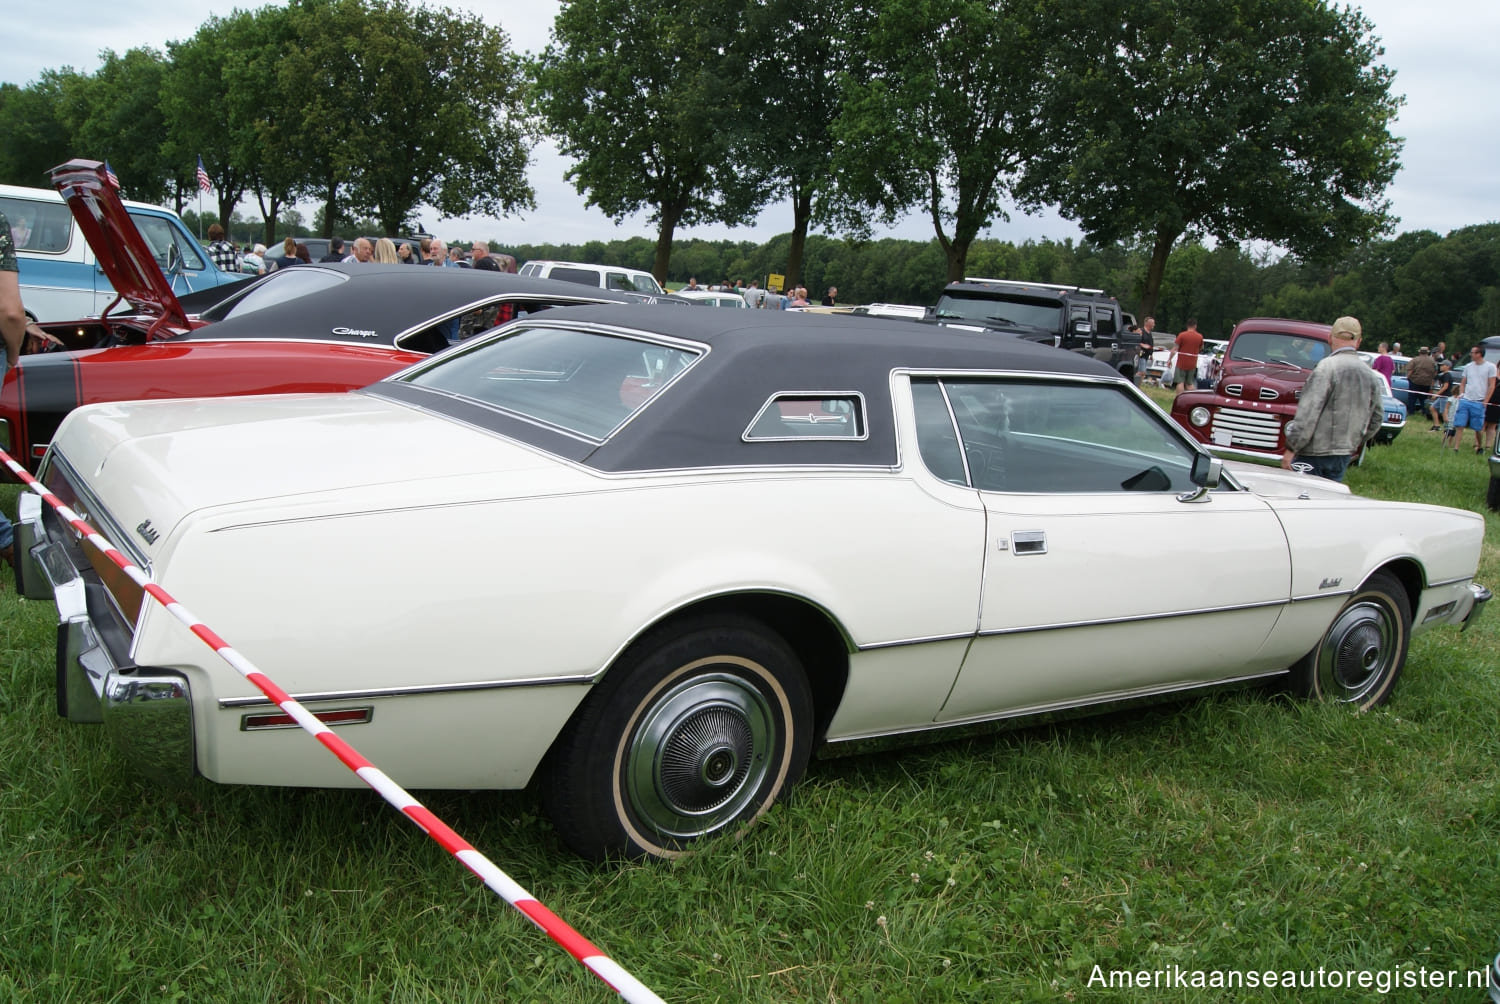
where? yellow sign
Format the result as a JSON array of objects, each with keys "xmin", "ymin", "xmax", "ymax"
[{"xmin": 767, "ymin": 273, "xmax": 785, "ymax": 293}]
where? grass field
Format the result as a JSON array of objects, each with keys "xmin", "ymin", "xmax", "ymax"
[{"xmin": 2, "ymin": 411, "xmax": 1498, "ymax": 1002}]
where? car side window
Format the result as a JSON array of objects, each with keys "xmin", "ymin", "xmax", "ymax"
[
  {"xmin": 0, "ymin": 197, "xmax": 73, "ymax": 253},
  {"xmin": 130, "ymin": 213, "xmax": 206, "ymax": 271},
  {"xmin": 914, "ymin": 377, "xmax": 1198, "ymax": 493},
  {"xmin": 745, "ymin": 394, "xmax": 866, "ymax": 441},
  {"xmin": 911, "ymin": 379, "xmax": 968, "ymax": 485}
]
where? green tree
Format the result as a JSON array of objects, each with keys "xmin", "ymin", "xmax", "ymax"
[
  {"xmin": 278, "ymin": 0, "xmax": 533, "ymax": 239},
  {"xmin": 738, "ymin": 0, "xmax": 855, "ymax": 287},
  {"xmin": 62, "ymin": 50, "xmax": 174, "ymax": 204},
  {"xmin": 231, "ymin": 4, "xmax": 303, "ymax": 243},
  {"xmin": 831, "ymin": 0, "xmax": 1050, "ymax": 282},
  {"xmin": 1019, "ymin": 0, "xmax": 1403, "ymax": 320},
  {"xmin": 534, "ymin": 0, "xmax": 764, "ymax": 281},
  {"xmin": 0, "ymin": 75, "xmax": 76, "ymax": 188},
  {"xmin": 1390, "ymin": 224, "xmax": 1500, "ymax": 348},
  {"xmin": 163, "ymin": 14, "xmax": 264, "ymax": 230}
]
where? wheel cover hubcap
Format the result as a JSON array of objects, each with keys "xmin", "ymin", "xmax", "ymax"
[
  {"xmin": 1317, "ymin": 598, "xmax": 1397, "ymax": 703},
  {"xmin": 626, "ymin": 672, "xmax": 777, "ymax": 841}
]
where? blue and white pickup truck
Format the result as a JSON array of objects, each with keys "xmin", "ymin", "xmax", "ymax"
[{"xmin": 1, "ymin": 169, "xmax": 244, "ymax": 323}]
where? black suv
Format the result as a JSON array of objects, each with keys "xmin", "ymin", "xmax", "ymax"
[{"xmin": 931, "ymin": 278, "xmax": 1135, "ymax": 378}]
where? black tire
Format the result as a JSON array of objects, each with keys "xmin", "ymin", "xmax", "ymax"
[
  {"xmin": 1488, "ymin": 474, "xmax": 1500, "ymax": 511},
  {"xmin": 1287, "ymin": 571, "xmax": 1410, "ymax": 711},
  {"xmin": 541, "ymin": 615, "xmax": 813, "ymax": 861}
]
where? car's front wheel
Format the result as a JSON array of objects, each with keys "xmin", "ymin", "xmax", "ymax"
[
  {"xmin": 1287, "ymin": 571, "xmax": 1410, "ymax": 711},
  {"xmin": 541, "ymin": 615, "xmax": 813, "ymax": 860},
  {"xmin": 1487, "ymin": 474, "xmax": 1500, "ymax": 511}
]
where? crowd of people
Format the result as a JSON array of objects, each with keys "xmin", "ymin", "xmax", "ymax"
[
  {"xmin": 229, "ymin": 233, "xmax": 517, "ymax": 276},
  {"xmin": 699, "ymin": 277, "xmax": 837, "ymax": 309}
]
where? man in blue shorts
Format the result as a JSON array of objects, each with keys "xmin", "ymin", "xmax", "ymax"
[{"xmin": 1453, "ymin": 344, "xmax": 1498, "ymax": 454}]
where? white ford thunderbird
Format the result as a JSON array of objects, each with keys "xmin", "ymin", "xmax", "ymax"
[{"xmin": 14, "ymin": 305, "xmax": 1489, "ymax": 860}]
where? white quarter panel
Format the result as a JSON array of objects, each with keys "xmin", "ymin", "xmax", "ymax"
[
  {"xmin": 939, "ymin": 488, "xmax": 1292, "ymax": 721},
  {"xmin": 1267, "ymin": 497, "xmax": 1485, "ymax": 599},
  {"xmin": 197, "ymin": 687, "xmax": 592, "ymax": 789},
  {"xmin": 128, "ymin": 470, "xmax": 986, "ymax": 786}
]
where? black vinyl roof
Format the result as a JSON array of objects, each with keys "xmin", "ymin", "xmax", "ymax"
[
  {"xmin": 189, "ymin": 264, "xmax": 637, "ymax": 349},
  {"xmin": 369, "ymin": 303, "xmax": 1123, "ymax": 473}
]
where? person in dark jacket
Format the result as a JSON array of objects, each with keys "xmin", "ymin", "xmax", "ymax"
[{"xmin": 1405, "ymin": 346, "xmax": 1436, "ymax": 424}]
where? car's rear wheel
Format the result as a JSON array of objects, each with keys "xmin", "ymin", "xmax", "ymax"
[
  {"xmin": 541, "ymin": 615, "xmax": 813, "ymax": 861},
  {"xmin": 1287, "ymin": 571, "xmax": 1409, "ymax": 711}
]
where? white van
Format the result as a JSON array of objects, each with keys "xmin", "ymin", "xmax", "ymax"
[
  {"xmin": 518, "ymin": 259, "xmax": 665, "ymax": 296},
  {"xmin": 0, "ymin": 182, "xmax": 242, "ymax": 322}
]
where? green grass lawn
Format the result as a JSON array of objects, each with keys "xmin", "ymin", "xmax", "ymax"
[{"xmin": 2, "ymin": 421, "xmax": 1498, "ymax": 1002}]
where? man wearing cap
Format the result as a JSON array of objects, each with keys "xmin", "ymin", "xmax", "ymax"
[{"xmin": 1280, "ymin": 316, "xmax": 1384, "ymax": 482}]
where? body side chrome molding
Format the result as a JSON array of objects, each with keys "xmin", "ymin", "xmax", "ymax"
[
  {"xmin": 822, "ymin": 669, "xmax": 1289, "ymax": 748},
  {"xmin": 970, "ymin": 596, "xmax": 1291, "ymax": 638},
  {"xmin": 218, "ymin": 673, "xmax": 594, "ymax": 709}
]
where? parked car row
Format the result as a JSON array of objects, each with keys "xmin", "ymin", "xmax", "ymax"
[
  {"xmin": 0, "ymin": 162, "xmax": 642, "ymax": 471},
  {"xmin": 14, "ymin": 304, "xmax": 1488, "ymax": 861},
  {"xmin": 3, "ymin": 159, "xmax": 1491, "ymax": 863}
]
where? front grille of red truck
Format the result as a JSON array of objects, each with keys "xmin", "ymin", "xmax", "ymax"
[{"xmin": 1210, "ymin": 407, "xmax": 1282, "ymax": 451}]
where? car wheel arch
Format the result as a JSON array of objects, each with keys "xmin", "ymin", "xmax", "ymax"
[
  {"xmin": 603, "ymin": 591, "xmax": 852, "ymax": 742},
  {"xmin": 539, "ymin": 600, "xmax": 841, "ymax": 858},
  {"xmin": 1374, "ymin": 557, "xmax": 1423, "ymax": 614}
]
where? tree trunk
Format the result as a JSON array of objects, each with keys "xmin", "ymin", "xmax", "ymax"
[
  {"xmin": 256, "ymin": 192, "xmax": 283, "ymax": 245},
  {"xmin": 944, "ymin": 237, "xmax": 974, "ymax": 283},
  {"xmin": 653, "ymin": 218, "xmax": 679, "ymax": 285},
  {"xmin": 652, "ymin": 198, "xmax": 687, "ymax": 284},
  {"xmin": 322, "ymin": 179, "xmax": 338, "ymax": 238},
  {"xmin": 784, "ymin": 186, "xmax": 813, "ymax": 287},
  {"xmin": 1140, "ymin": 228, "xmax": 1180, "ymax": 320}
]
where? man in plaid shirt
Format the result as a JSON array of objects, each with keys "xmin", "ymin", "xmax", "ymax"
[{"xmin": 205, "ymin": 223, "xmax": 240, "ymax": 272}]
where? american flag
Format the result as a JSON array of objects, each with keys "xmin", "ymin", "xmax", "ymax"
[
  {"xmin": 104, "ymin": 160, "xmax": 120, "ymax": 189},
  {"xmin": 196, "ymin": 155, "xmax": 212, "ymax": 193}
]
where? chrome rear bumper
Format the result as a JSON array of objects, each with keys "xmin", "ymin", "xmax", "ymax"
[
  {"xmin": 21, "ymin": 495, "xmax": 194, "ymax": 784},
  {"xmin": 1462, "ymin": 583, "xmax": 1491, "ymax": 632}
]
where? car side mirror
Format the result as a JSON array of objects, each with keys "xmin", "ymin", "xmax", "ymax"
[
  {"xmin": 166, "ymin": 242, "xmax": 181, "ymax": 275},
  {"xmin": 1192, "ymin": 452, "xmax": 1222, "ymax": 488},
  {"xmin": 1177, "ymin": 452, "xmax": 1222, "ymax": 503}
]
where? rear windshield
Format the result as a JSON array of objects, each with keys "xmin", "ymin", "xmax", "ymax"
[
  {"xmin": 399, "ymin": 324, "xmax": 700, "ymax": 441},
  {"xmin": 198, "ymin": 267, "xmax": 347, "ymax": 321}
]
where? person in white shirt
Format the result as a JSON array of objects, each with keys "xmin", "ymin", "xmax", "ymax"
[{"xmin": 1452, "ymin": 344, "xmax": 1498, "ymax": 454}]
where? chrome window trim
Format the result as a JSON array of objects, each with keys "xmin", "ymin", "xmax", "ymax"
[{"xmin": 741, "ymin": 390, "xmax": 870, "ymax": 443}]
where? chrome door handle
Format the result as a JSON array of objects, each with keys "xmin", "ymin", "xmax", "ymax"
[{"xmin": 1011, "ymin": 530, "xmax": 1047, "ymax": 555}]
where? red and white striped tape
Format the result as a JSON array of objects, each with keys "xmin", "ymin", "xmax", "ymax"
[{"xmin": 1, "ymin": 448, "xmax": 664, "ymax": 1004}]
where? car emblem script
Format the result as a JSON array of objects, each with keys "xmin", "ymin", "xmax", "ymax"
[
  {"xmin": 331, "ymin": 326, "xmax": 380, "ymax": 338},
  {"xmin": 1318, "ymin": 577, "xmax": 1342, "ymax": 590},
  {"xmin": 136, "ymin": 519, "xmax": 160, "ymax": 546}
]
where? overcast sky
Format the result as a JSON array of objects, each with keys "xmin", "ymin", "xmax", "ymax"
[{"xmin": 7, "ymin": 0, "xmax": 1497, "ymax": 249}]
